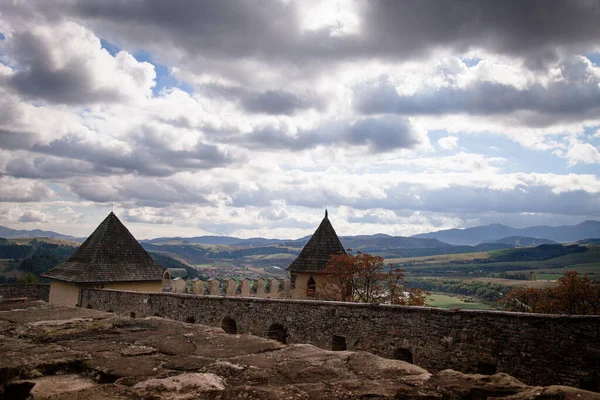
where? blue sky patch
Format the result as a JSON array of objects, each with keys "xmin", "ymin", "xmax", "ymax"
[
  {"xmin": 100, "ymin": 39, "xmax": 120, "ymax": 56},
  {"xmin": 134, "ymin": 50, "xmax": 194, "ymax": 96},
  {"xmin": 429, "ymin": 129, "xmax": 585, "ymax": 175},
  {"xmin": 585, "ymin": 52, "xmax": 600, "ymax": 66},
  {"xmin": 101, "ymin": 39, "xmax": 193, "ymax": 96},
  {"xmin": 460, "ymin": 57, "xmax": 481, "ymax": 67}
]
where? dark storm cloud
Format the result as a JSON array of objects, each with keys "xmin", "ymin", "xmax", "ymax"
[
  {"xmin": 117, "ymin": 179, "xmax": 211, "ymax": 207},
  {"xmin": 31, "ymin": 135, "xmax": 234, "ymax": 177},
  {"xmin": 5, "ymin": 156, "xmax": 98, "ymax": 179},
  {"xmin": 0, "ymin": 0, "xmax": 598, "ymax": 116},
  {"xmin": 355, "ymin": 58, "xmax": 600, "ymax": 125},
  {"xmin": 0, "ymin": 129, "xmax": 37, "ymax": 150},
  {"xmin": 70, "ymin": 0, "xmax": 302, "ymax": 59},
  {"xmin": 416, "ymin": 186, "xmax": 600, "ymax": 216},
  {"xmin": 240, "ymin": 90, "xmax": 315, "ymax": 115},
  {"xmin": 0, "ymin": 124, "xmax": 239, "ymax": 180},
  {"xmin": 222, "ymin": 176, "xmax": 600, "ymax": 219},
  {"xmin": 7, "ymin": 0, "xmax": 597, "ymax": 69},
  {"xmin": 232, "ymin": 116, "xmax": 423, "ymax": 153},
  {"xmin": 200, "ymin": 84, "xmax": 320, "ymax": 115},
  {"xmin": 67, "ymin": 176, "xmax": 213, "ymax": 205},
  {"xmin": 365, "ymin": 184, "xmax": 600, "ymax": 218},
  {"xmin": 360, "ymin": 0, "xmax": 600, "ymax": 68}
]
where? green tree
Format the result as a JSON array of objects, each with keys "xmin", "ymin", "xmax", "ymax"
[{"xmin": 17, "ymin": 272, "xmax": 40, "ymax": 284}]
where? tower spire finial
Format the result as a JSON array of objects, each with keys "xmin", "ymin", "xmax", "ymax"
[{"xmin": 325, "ymin": 209, "xmax": 328, "ymax": 218}]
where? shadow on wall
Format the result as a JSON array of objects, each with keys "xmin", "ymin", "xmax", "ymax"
[
  {"xmin": 393, "ymin": 348, "xmax": 413, "ymax": 364},
  {"xmin": 332, "ymin": 335, "xmax": 347, "ymax": 351},
  {"xmin": 222, "ymin": 317, "xmax": 237, "ymax": 334},
  {"xmin": 266, "ymin": 323, "xmax": 287, "ymax": 344}
]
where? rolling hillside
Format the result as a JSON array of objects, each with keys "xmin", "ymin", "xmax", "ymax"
[{"xmin": 484, "ymin": 236, "xmax": 558, "ymax": 246}]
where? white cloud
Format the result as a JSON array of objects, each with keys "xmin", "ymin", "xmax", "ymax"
[
  {"xmin": 0, "ymin": 21, "xmax": 156, "ymax": 104},
  {"xmin": 437, "ymin": 136, "xmax": 459, "ymax": 150},
  {"xmin": 0, "ymin": 2, "xmax": 600, "ymax": 239},
  {"xmin": 0, "ymin": 177, "xmax": 53, "ymax": 202},
  {"xmin": 19, "ymin": 209, "xmax": 51, "ymax": 223},
  {"xmin": 564, "ymin": 140, "xmax": 600, "ymax": 165}
]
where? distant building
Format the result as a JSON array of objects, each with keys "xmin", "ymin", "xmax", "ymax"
[
  {"xmin": 286, "ymin": 210, "xmax": 345, "ymax": 299},
  {"xmin": 42, "ymin": 212, "xmax": 164, "ymax": 307}
]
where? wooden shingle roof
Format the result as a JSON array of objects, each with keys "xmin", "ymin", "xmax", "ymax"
[
  {"xmin": 42, "ymin": 212, "xmax": 163, "ymax": 283},
  {"xmin": 286, "ymin": 210, "xmax": 346, "ymax": 273}
]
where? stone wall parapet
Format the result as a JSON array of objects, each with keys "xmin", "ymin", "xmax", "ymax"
[
  {"xmin": 80, "ymin": 288, "xmax": 600, "ymax": 391},
  {"xmin": 163, "ymin": 276, "xmax": 295, "ymax": 298},
  {"xmin": 0, "ymin": 284, "xmax": 50, "ymax": 302}
]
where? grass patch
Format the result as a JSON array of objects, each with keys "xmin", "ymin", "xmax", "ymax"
[
  {"xmin": 535, "ymin": 273, "xmax": 564, "ymax": 280},
  {"xmin": 418, "ymin": 276, "xmax": 558, "ymax": 289},
  {"xmin": 486, "ymin": 248, "xmax": 514, "ymax": 257},
  {"xmin": 426, "ymin": 293, "xmax": 492, "ymax": 310},
  {"xmin": 193, "ymin": 261, "xmax": 231, "ymax": 268},
  {"xmin": 465, "ymin": 277, "xmax": 558, "ymax": 288},
  {"xmin": 245, "ymin": 253, "xmax": 296, "ymax": 261},
  {"xmin": 386, "ymin": 251, "xmax": 491, "ymax": 265},
  {"xmin": 10, "ymin": 237, "xmax": 80, "ymax": 246},
  {"xmin": 506, "ymin": 262, "xmax": 600, "ymax": 276}
]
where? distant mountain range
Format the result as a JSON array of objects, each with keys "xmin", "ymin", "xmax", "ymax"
[
  {"xmin": 0, "ymin": 225, "xmax": 83, "ymax": 242},
  {"xmin": 143, "ymin": 235, "xmax": 299, "ymax": 246},
  {"xmin": 1, "ymin": 219, "xmax": 599, "ymax": 251},
  {"xmin": 412, "ymin": 220, "xmax": 600, "ymax": 245}
]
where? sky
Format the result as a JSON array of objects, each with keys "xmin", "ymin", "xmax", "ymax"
[{"xmin": 0, "ymin": 0, "xmax": 600, "ymax": 240}]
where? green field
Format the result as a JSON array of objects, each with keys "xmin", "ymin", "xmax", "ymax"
[
  {"xmin": 506, "ymin": 262, "xmax": 600, "ymax": 276},
  {"xmin": 419, "ymin": 276, "xmax": 558, "ymax": 289},
  {"xmin": 193, "ymin": 261, "xmax": 232, "ymax": 268},
  {"xmin": 9, "ymin": 237, "xmax": 80, "ymax": 246},
  {"xmin": 388, "ymin": 245, "xmax": 600, "ymax": 280},
  {"xmin": 386, "ymin": 251, "xmax": 490, "ymax": 265},
  {"xmin": 245, "ymin": 253, "xmax": 297, "ymax": 261},
  {"xmin": 460, "ymin": 277, "xmax": 558, "ymax": 288},
  {"xmin": 426, "ymin": 293, "xmax": 492, "ymax": 310}
]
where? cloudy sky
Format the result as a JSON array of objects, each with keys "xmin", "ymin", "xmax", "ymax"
[{"xmin": 1, "ymin": 0, "xmax": 600, "ymax": 239}]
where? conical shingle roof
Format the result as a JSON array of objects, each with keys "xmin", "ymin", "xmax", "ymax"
[
  {"xmin": 42, "ymin": 212, "xmax": 163, "ymax": 283},
  {"xmin": 286, "ymin": 210, "xmax": 346, "ymax": 272}
]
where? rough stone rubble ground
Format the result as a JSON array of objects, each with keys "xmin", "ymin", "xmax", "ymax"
[{"xmin": 0, "ymin": 300, "xmax": 597, "ymax": 399}]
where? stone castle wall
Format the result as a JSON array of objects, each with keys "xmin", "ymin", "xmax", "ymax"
[
  {"xmin": 80, "ymin": 288, "xmax": 599, "ymax": 390},
  {"xmin": 0, "ymin": 284, "xmax": 50, "ymax": 301},
  {"xmin": 164, "ymin": 276, "xmax": 295, "ymax": 298}
]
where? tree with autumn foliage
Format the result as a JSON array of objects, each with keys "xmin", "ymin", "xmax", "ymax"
[
  {"xmin": 500, "ymin": 271, "xmax": 600, "ymax": 315},
  {"xmin": 318, "ymin": 250, "xmax": 428, "ymax": 305}
]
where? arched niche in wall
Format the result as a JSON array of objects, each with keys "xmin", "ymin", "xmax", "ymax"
[
  {"xmin": 221, "ymin": 317, "xmax": 237, "ymax": 334},
  {"xmin": 266, "ymin": 323, "xmax": 287, "ymax": 344},
  {"xmin": 393, "ymin": 347, "xmax": 413, "ymax": 364}
]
